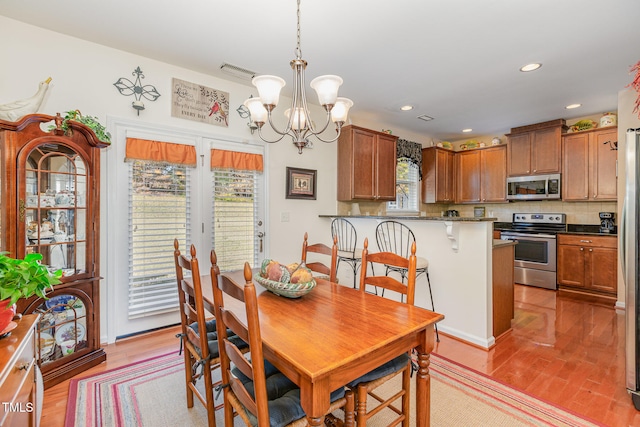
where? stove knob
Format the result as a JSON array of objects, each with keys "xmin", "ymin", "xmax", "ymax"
[{"xmin": 555, "ymin": 216, "xmax": 560, "ymax": 221}]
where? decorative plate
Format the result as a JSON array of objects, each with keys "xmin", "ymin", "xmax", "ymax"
[
  {"xmin": 255, "ymin": 275, "xmax": 316, "ymax": 298},
  {"xmin": 40, "ymin": 332, "xmax": 55, "ymax": 357},
  {"xmin": 54, "ymin": 322, "xmax": 86, "ymax": 345},
  {"xmin": 46, "ymin": 295, "xmax": 78, "ymax": 312}
]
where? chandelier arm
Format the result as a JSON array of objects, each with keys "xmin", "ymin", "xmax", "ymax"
[
  {"xmin": 265, "ymin": 109, "xmax": 292, "ymax": 137},
  {"xmin": 310, "ymin": 123, "xmax": 344, "ymax": 143},
  {"xmin": 256, "ymin": 125, "xmax": 290, "ymax": 144}
]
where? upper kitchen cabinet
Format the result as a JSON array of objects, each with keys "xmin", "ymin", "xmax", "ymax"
[
  {"xmin": 507, "ymin": 119, "xmax": 567, "ymax": 176},
  {"xmin": 422, "ymin": 147, "xmax": 455, "ymax": 203},
  {"xmin": 562, "ymin": 126, "xmax": 618, "ymax": 201},
  {"xmin": 337, "ymin": 125, "xmax": 397, "ymax": 201},
  {"xmin": 0, "ymin": 113, "xmax": 109, "ymax": 388},
  {"xmin": 456, "ymin": 145, "xmax": 506, "ymax": 203}
]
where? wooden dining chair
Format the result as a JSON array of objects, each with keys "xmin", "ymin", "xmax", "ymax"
[
  {"xmin": 301, "ymin": 232, "xmax": 338, "ymax": 283},
  {"xmin": 348, "ymin": 237, "xmax": 417, "ymax": 427},
  {"xmin": 173, "ymin": 239, "xmax": 221, "ymax": 427},
  {"xmin": 210, "ymin": 255, "xmax": 355, "ymax": 427}
]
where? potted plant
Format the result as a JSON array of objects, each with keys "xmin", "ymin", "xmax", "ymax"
[
  {"xmin": 0, "ymin": 252, "xmax": 62, "ymax": 334},
  {"xmin": 49, "ymin": 110, "xmax": 111, "ymax": 143}
]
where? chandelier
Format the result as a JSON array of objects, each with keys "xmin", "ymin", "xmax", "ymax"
[{"xmin": 243, "ymin": 0, "xmax": 353, "ymax": 154}]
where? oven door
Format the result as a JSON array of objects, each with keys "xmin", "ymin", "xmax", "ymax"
[{"xmin": 500, "ymin": 231, "xmax": 556, "ymax": 272}]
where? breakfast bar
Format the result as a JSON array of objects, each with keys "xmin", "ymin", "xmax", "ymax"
[{"xmin": 320, "ymin": 214, "xmax": 504, "ymax": 349}]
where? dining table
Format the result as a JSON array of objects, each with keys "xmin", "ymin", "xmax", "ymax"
[{"xmin": 194, "ymin": 269, "xmax": 444, "ymax": 427}]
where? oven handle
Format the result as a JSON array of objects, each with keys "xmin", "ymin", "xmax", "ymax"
[{"xmin": 500, "ymin": 232, "xmax": 557, "ymax": 241}]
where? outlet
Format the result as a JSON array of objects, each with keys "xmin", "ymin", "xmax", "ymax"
[{"xmin": 280, "ymin": 212, "xmax": 290, "ymax": 222}]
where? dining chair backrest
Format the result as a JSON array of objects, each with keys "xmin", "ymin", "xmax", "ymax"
[
  {"xmin": 331, "ymin": 218, "xmax": 359, "ymax": 255},
  {"xmin": 359, "ymin": 237, "xmax": 417, "ymax": 306},
  {"xmin": 301, "ymin": 232, "xmax": 338, "ymax": 283},
  {"xmin": 210, "ymin": 255, "xmax": 272, "ymax": 426},
  {"xmin": 375, "ymin": 220, "xmax": 418, "ymax": 259},
  {"xmin": 174, "ymin": 241, "xmax": 213, "ymax": 363}
]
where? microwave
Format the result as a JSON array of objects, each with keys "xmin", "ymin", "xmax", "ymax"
[{"xmin": 506, "ymin": 174, "xmax": 561, "ymax": 200}]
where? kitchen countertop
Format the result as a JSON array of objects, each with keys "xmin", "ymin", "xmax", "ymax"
[
  {"xmin": 319, "ymin": 214, "xmax": 497, "ymax": 222},
  {"xmin": 493, "ymin": 222, "xmax": 617, "ymax": 236},
  {"xmin": 493, "ymin": 239, "xmax": 517, "ymax": 247}
]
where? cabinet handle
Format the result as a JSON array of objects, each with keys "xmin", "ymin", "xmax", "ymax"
[
  {"xmin": 580, "ymin": 240, "xmax": 592, "ymax": 243},
  {"xmin": 580, "ymin": 248, "xmax": 584, "ymax": 251},
  {"xmin": 589, "ymin": 248, "xmax": 593, "ymax": 252}
]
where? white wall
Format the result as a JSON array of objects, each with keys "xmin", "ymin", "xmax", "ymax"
[{"xmin": 0, "ymin": 16, "xmax": 356, "ymax": 340}]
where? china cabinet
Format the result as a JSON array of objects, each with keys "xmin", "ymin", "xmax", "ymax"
[
  {"xmin": 337, "ymin": 125, "xmax": 397, "ymax": 201},
  {"xmin": 0, "ymin": 114, "xmax": 108, "ymax": 388}
]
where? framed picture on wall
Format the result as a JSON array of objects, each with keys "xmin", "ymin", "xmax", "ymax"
[{"xmin": 286, "ymin": 167, "xmax": 316, "ymax": 200}]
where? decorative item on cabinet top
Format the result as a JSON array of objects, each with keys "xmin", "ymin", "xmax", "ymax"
[{"xmin": 0, "ymin": 77, "xmax": 52, "ymax": 122}]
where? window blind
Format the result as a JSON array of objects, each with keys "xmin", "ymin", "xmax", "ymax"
[
  {"xmin": 211, "ymin": 169, "xmax": 260, "ymax": 271},
  {"xmin": 128, "ymin": 160, "xmax": 190, "ymax": 318},
  {"xmin": 388, "ymin": 159, "xmax": 419, "ymax": 211}
]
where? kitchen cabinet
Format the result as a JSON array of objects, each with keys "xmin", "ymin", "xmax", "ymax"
[
  {"xmin": 493, "ymin": 241, "xmax": 515, "ymax": 338},
  {"xmin": 507, "ymin": 119, "xmax": 567, "ymax": 176},
  {"xmin": 337, "ymin": 125, "xmax": 397, "ymax": 201},
  {"xmin": 0, "ymin": 114, "xmax": 108, "ymax": 388},
  {"xmin": 562, "ymin": 126, "xmax": 618, "ymax": 201},
  {"xmin": 456, "ymin": 145, "xmax": 506, "ymax": 203},
  {"xmin": 557, "ymin": 234, "xmax": 617, "ymax": 298},
  {"xmin": 0, "ymin": 314, "xmax": 39, "ymax": 427},
  {"xmin": 421, "ymin": 147, "xmax": 455, "ymax": 203}
]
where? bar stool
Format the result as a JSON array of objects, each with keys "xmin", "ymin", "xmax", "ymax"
[
  {"xmin": 375, "ymin": 220, "xmax": 439, "ymax": 341},
  {"xmin": 330, "ymin": 218, "xmax": 363, "ymax": 288}
]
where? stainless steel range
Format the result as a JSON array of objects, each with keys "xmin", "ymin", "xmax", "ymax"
[{"xmin": 500, "ymin": 213, "xmax": 567, "ymax": 290}]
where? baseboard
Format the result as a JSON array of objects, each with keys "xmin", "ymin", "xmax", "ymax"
[{"xmin": 437, "ymin": 325, "xmax": 495, "ymax": 350}]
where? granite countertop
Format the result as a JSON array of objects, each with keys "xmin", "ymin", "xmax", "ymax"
[
  {"xmin": 319, "ymin": 214, "xmax": 497, "ymax": 222},
  {"xmin": 493, "ymin": 239, "xmax": 517, "ymax": 247}
]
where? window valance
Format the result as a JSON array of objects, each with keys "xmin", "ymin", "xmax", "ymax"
[
  {"xmin": 396, "ymin": 138, "xmax": 422, "ymax": 178},
  {"xmin": 125, "ymin": 138, "xmax": 197, "ymax": 167},
  {"xmin": 210, "ymin": 149, "xmax": 263, "ymax": 172}
]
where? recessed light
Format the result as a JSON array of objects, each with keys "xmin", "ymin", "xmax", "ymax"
[
  {"xmin": 520, "ymin": 63, "xmax": 542, "ymax": 72},
  {"xmin": 400, "ymin": 105, "xmax": 414, "ymax": 111},
  {"xmin": 565, "ymin": 103, "xmax": 582, "ymax": 109},
  {"xmin": 462, "ymin": 128, "xmax": 472, "ymax": 133}
]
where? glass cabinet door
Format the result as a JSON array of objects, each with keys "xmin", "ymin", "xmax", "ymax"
[{"xmin": 23, "ymin": 143, "xmax": 89, "ymax": 278}]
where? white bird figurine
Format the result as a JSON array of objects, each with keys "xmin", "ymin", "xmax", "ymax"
[{"xmin": 0, "ymin": 77, "xmax": 52, "ymax": 122}]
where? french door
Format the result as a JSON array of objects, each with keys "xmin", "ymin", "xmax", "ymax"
[{"xmin": 106, "ymin": 120, "xmax": 266, "ymax": 341}]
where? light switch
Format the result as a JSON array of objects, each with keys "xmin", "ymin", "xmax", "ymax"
[{"xmin": 281, "ymin": 212, "xmax": 290, "ymax": 222}]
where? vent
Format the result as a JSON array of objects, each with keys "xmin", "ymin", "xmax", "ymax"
[
  {"xmin": 417, "ymin": 115, "xmax": 434, "ymax": 122},
  {"xmin": 220, "ymin": 63, "xmax": 257, "ymax": 81}
]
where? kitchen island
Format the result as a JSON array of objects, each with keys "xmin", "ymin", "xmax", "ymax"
[{"xmin": 319, "ymin": 214, "xmax": 503, "ymax": 349}]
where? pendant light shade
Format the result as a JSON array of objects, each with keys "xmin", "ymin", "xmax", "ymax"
[{"xmin": 242, "ymin": 0, "xmax": 353, "ymax": 154}]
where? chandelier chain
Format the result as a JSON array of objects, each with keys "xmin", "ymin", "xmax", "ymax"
[{"xmin": 296, "ymin": 0, "xmax": 302, "ymax": 59}]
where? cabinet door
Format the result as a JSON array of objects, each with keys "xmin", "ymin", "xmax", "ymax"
[
  {"xmin": 421, "ymin": 148, "xmax": 454, "ymax": 203},
  {"xmin": 456, "ymin": 150, "xmax": 480, "ymax": 203},
  {"xmin": 351, "ymin": 129, "xmax": 376, "ymax": 199},
  {"xmin": 557, "ymin": 244, "xmax": 585, "ymax": 287},
  {"xmin": 480, "ymin": 146, "xmax": 506, "ymax": 202},
  {"xmin": 531, "ymin": 127, "xmax": 562, "ymax": 174},
  {"xmin": 507, "ymin": 133, "xmax": 531, "ymax": 176},
  {"xmin": 562, "ymin": 133, "xmax": 589, "ymax": 201},
  {"xmin": 591, "ymin": 128, "xmax": 618, "ymax": 200},
  {"xmin": 441, "ymin": 150, "xmax": 455, "ymax": 202},
  {"xmin": 375, "ymin": 134, "xmax": 397, "ymax": 200},
  {"xmin": 587, "ymin": 247, "xmax": 617, "ymax": 293}
]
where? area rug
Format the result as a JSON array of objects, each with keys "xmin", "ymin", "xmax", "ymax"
[{"xmin": 65, "ymin": 352, "xmax": 605, "ymax": 427}]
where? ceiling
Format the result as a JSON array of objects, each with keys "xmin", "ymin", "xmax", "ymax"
[{"xmin": 2, "ymin": 0, "xmax": 639, "ymax": 141}]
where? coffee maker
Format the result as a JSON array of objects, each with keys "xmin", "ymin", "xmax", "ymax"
[{"xmin": 599, "ymin": 212, "xmax": 615, "ymax": 233}]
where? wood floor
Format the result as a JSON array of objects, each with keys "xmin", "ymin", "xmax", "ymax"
[{"xmin": 41, "ymin": 285, "xmax": 638, "ymax": 426}]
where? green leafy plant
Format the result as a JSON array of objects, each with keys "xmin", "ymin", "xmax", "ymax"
[
  {"xmin": 0, "ymin": 252, "xmax": 62, "ymax": 305},
  {"xmin": 50, "ymin": 110, "xmax": 111, "ymax": 143}
]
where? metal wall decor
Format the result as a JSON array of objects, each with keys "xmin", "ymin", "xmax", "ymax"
[
  {"xmin": 113, "ymin": 67, "xmax": 161, "ymax": 115},
  {"xmin": 236, "ymin": 98, "xmax": 259, "ymax": 134}
]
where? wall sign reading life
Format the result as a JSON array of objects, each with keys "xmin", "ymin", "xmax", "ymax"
[{"xmin": 171, "ymin": 78, "xmax": 229, "ymax": 127}]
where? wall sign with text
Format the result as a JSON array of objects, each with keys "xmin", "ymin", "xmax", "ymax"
[{"xmin": 171, "ymin": 78, "xmax": 229, "ymax": 127}]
